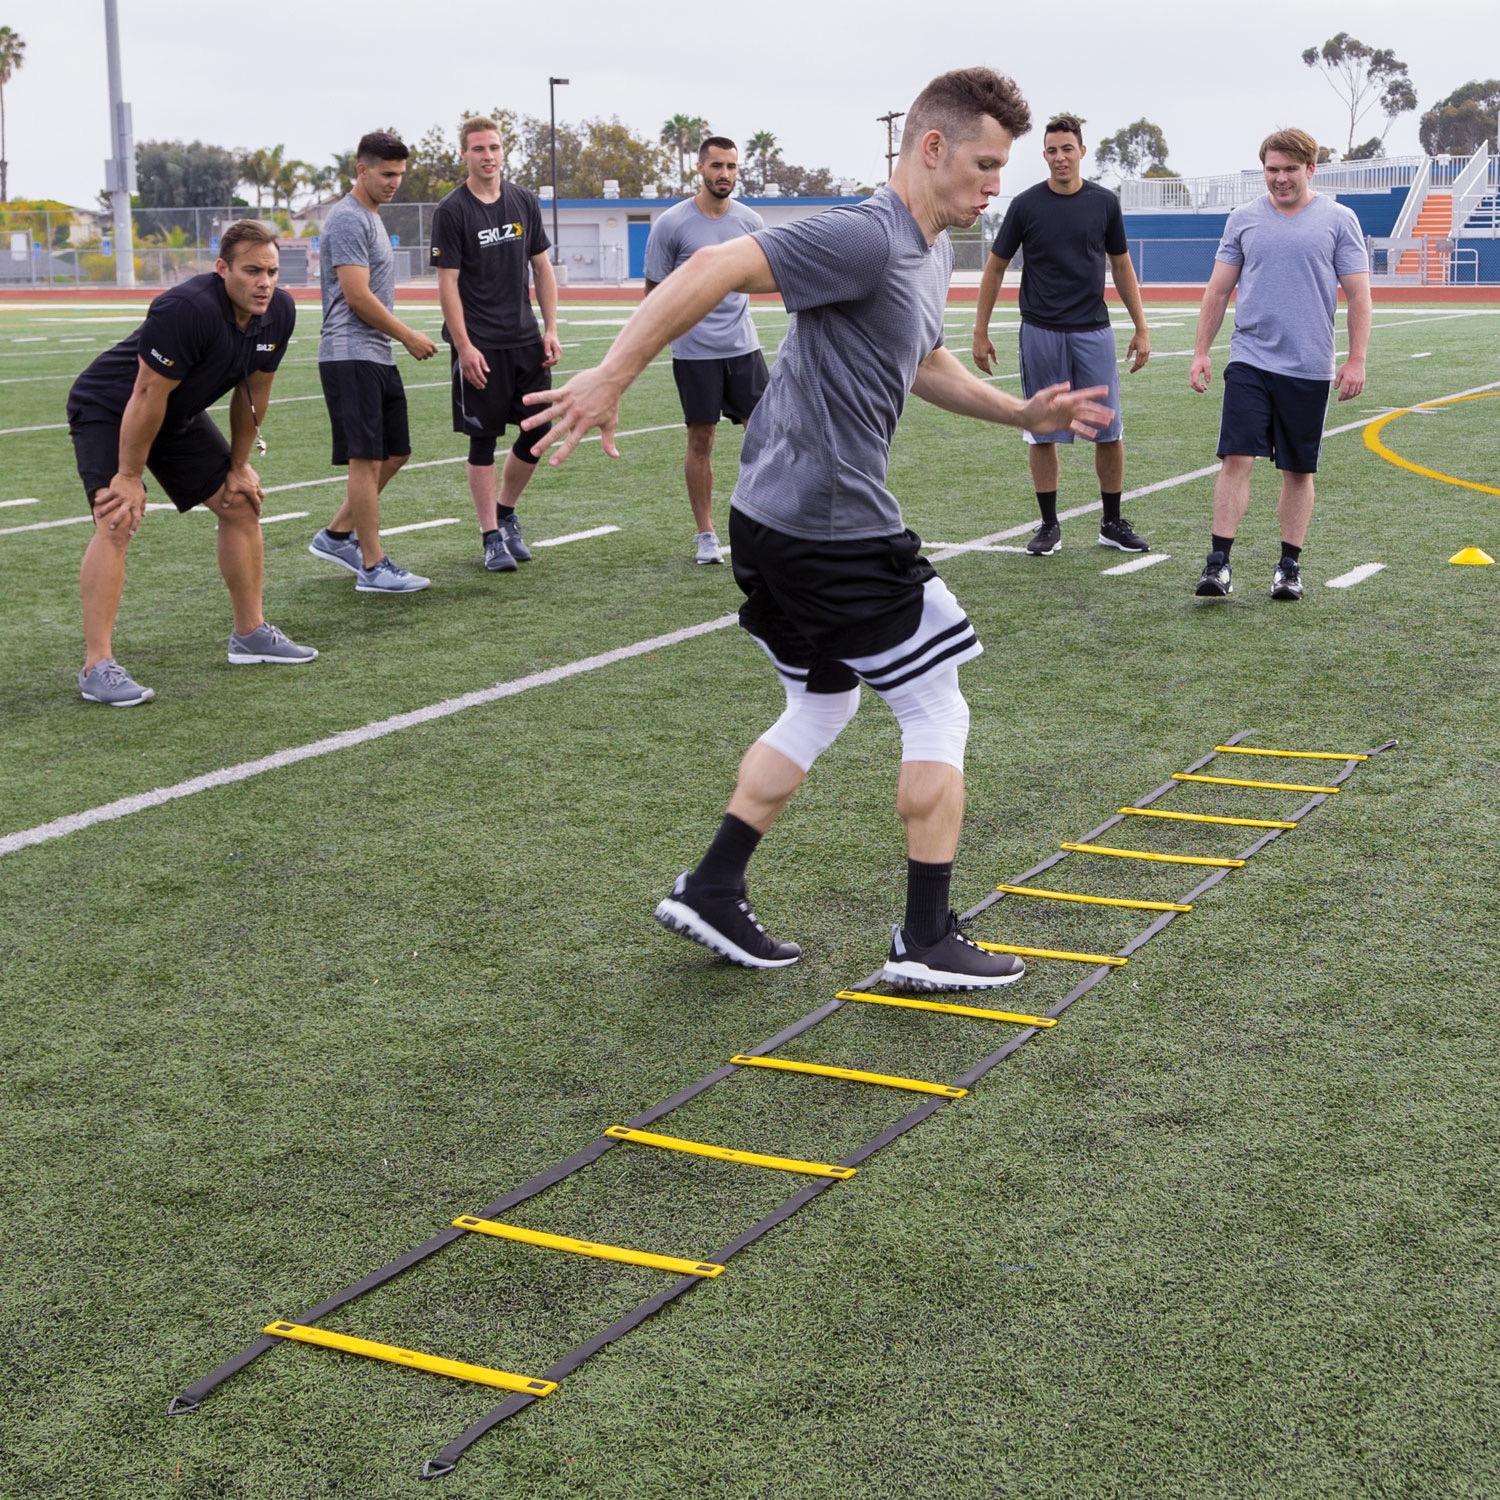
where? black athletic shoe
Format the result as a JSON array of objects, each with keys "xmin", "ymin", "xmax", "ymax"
[
  {"xmin": 1195, "ymin": 550, "xmax": 1233, "ymax": 597},
  {"xmin": 880, "ymin": 912, "xmax": 1025, "ymax": 993},
  {"xmin": 1099, "ymin": 516, "xmax": 1150, "ymax": 553},
  {"xmin": 1270, "ymin": 556, "xmax": 1304, "ymax": 601},
  {"xmin": 654, "ymin": 872, "xmax": 802, "ymax": 969},
  {"xmin": 1026, "ymin": 522, "xmax": 1062, "ymax": 556}
]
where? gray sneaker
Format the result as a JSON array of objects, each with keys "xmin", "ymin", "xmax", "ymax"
[
  {"xmin": 695, "ymin": 530, "xmax": 724, "ymax": 565},
  {"xmin": 356, "ymin": 556, "xmax": 431, "ymax": 593},
  {"xmin": 484, "ymin": 530, "xmax": 518, "ymax": 573},
  {"xmin": 309, "ymin": 528, "xmax": 362, "ymax": 573},
  {"xmin": 79, "ymin": 658, "xmax": 155, "ymax": 707},
  {"xmin": 228, "ymin": 622, "xmax": 319, "ymax": 665},
  {"xmin": 500, "ymin": 513, "xmax": 532, "ymax": 563}
]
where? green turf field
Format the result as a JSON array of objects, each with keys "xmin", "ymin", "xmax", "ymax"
[{"xmin": 2, "ymin": 293, "xmax": 1498, "ymax": 1499}]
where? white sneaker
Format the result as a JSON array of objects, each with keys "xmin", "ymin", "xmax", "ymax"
[{"xmin": 695, "ymin": 531, "xmax": 724, "ymax": 565}]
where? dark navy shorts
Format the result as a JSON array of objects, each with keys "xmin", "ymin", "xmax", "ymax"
[
  {"xmin": 70, "ymin": 411, "xmax": 229, "ymax": 512},
  {"xmin": 1217, "ymin": 360, "xmax": 1330, "ymax": 473},
  {"xmin": 672, "ymin": 351, "xmax": 770, "ymax": 427},
  {"xmin": 320, "ymin": 360, "xmax": 411, "ymax": 465}
]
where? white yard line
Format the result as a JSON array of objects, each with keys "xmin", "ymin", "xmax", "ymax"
[
  {"xmin": 381, "ymin": 517, "xmax": 462, "ymax": 536},
  {"xmin": 1103, "ymin": 552, "xmax": 1172, "ymax": 576},
  {"xmin": 1325, "ymin": 563, "xmax": 1386, "ymax": 589}
]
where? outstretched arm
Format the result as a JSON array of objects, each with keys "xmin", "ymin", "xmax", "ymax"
[
  {"xmin": 913, "ymin": 345, "xmax": 1114, "ymax": 437},
  {"xmin": 1190, "ymin": 259, "xmax": 1240, "ymax": 392},
  {"xmin": 522, "ymin": 235, "xmax": 778, "ymax": 464}
]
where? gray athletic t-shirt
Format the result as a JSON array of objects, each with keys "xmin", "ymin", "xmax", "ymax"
[
  {"xmin": 319, "ymin": 194, "xmax": 396, "ymax": 365},
  {"xmin": 734, "ymin": 188, "xmax": 951, "ymax": 541},
  {"xmin": 1216, "ymin": 193, "xmax": 1368, "ymax": 380},
  {"xmin": 643, "ymin": 197, "xmax": 766, "ymax": 360}
]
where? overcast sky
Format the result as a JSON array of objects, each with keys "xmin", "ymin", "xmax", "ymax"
[{"xmin": 6, "ymin": 0, "xmax": 1498, "ymax": 208}]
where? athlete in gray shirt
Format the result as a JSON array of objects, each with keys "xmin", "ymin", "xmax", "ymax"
[{"xmin": 526, "ymin": 68, "xmax": 1113, "ymax": 993}]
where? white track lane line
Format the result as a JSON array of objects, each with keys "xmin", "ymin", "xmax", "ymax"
[{"xmin": 1325, "ymin": 563, "xmax": 1386, "ymax": 589}]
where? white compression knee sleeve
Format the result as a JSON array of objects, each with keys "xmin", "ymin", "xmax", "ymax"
[
  {"xmin": 875, "ymin": 665, "xmax": 970, "ymax": 770},
  {"xmin": 757, "ymin": 684, "xmax": 861, "ymax": 773}
]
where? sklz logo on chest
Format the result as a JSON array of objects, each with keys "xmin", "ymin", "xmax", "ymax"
[
  {"xmin": 256, "ymin": 343, "xmax": 277, "ymax": 353},
  {"xmin": 477, "ymin": 223, "xmax": 524, "ymax": 247}
]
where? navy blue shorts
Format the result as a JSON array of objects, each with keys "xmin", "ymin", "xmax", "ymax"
[
  {"xmin": 672, "ymin": 351, "xmax": 770, "ymax": 427},
  {"xmin": 1217, "ymin": 361, "xmax": 1330, "ymax": 473},
  {"xmin": 320, "ymin": 360, "xmax": 411, "ymax": 465}
]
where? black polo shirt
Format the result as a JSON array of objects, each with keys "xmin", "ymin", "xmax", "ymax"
[
  {"xmin": 67, "ymin": 273, "xmax": 296, "ymax": 428},
  {"xmin": 991, "ymin": 180, "xmax": 1128, "ymax": 332},
  {"xmin": 429, "ymin": 181, "xmax": 550, "ymax": 351}
]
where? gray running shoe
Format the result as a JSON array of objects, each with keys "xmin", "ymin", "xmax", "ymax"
[
  {"xmin": 1270, "ymin": 556, "xmax": 1304, "ymax": 601},
  {"xmin": 881, "ymin": 912, "xmax": 1025, "ymax": 993},
  {"xmin": 309, "ymin": 529, "xmax": 362, "ymax": 573},
  {"xmin": 228, "ymin": 622, "xmax": 319, "ymax": 665},
  {"xmin": 500, "ymin": 513, "xmax": 532, "ymax": 562},
  {"xmin": 483, "ymin": 531, "xmax": 518, "ymax": 573},
  {"xmin": 1026, "ymin": 522, "xmax": 1062, "ymax": 556},
  {"xmin": 356, "ymin": 556, "xmax": 431, "ymax": 593},
  {"xmin": 78, "ymin": 658, "xmax": 155, "ymax": 707},
  {"xmin": 1195, "ymin": 550, "xmax": 1233, "ymax": 598},
  {"xmin": 695, "ymin": 530, "xmax": 725, "ymax": 565}
]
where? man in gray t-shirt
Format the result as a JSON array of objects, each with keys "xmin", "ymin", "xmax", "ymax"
[
  {"xmin": 308, "ymin": 131, "xmax": 438, "ymax": 595},
  {"xmin": 644, "ymin": 137, "xmax": 769, "ymax": 565},
  {"xmin": 526, "ymin": 69, "xmax": 1113, "ymax": 993},
  {"xmin": 1190, "ymin": 127, "xmax": 1370, "ymax": 602}
]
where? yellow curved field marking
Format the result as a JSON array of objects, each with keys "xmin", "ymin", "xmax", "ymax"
[{"xmin": 1364, "ymin": 392, "xmax": 1500, "ymax": 496}]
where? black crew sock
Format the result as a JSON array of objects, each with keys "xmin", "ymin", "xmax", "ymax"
[
  {"xmin": 496, "ymin": 504, "xmax": 516, "ymax": 523},
  {"xmin": 1212, "ymin": 534, "xmax": 1235, "ymax": 558},
  {"xmin": 326, "ymin": 528, "xmax": 354, "ymax": 542},
  {"xmin": 691, "ymin": 814, "xmax": 763, "ymax": 895},
  {"xmin": 904, "ymin": 859, "xmax": 953, "ymax": 948},
  {"xmin": 1280, "ymin": 542, "xmax": 1302, "ymax": 562},
  {"xmin": 1035, "ymin": 491, "xmax": 1059, "ymax": 527},
  {"xmin": 1101, "ymin": 491, "xmax": 1123, "ymax": 524}
]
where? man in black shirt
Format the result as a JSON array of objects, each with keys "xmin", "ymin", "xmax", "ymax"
[
  {"xmin": 67, "ymin": 219, "xmax": 315, "ymax": 705},
  {"xmin": 972, "ymin": 115, "xmax": 1151, "ymax": 556},
  {"xmin": 429, "ymin": 116, "xmax": 560, "ymax": 572}
]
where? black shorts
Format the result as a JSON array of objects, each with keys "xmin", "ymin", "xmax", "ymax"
[
  {"xmin": 672, "ymin": 352, "xmax": 770, "ymax": 427},
  {"xmin": 319, "ymin": 360, "xmax": 411, "ymax": 465},
  {"xmin": 450, "ymin": 342, "xmax": 551, "ymax": 436},
  {"xmin": 1218, "ymin": 361, "xmax": 1330, "ymax": 473},
  {"xmin": 69, "ymin": 411, "xmax": 229, "ymax": 512}
]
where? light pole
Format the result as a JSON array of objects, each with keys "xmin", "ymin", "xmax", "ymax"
[
  {"xmin": 549, "ymin": 76, "xmax": 569, "ymax": 266},
  {"xmin": 877, "ymin": 110, "xmax": 905, "ymax": 184},
  {"xmin": 103, "ymin": 0, "xmax": 137, "ymax": 287}
]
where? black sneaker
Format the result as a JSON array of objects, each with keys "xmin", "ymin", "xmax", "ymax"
[
  {"xmin": 1099, "ymin": 516, "xmax": 1150, "ymax": 553},
  {"xmin": 880, "ymin": 912, "xmax": 1025, "ymax": 993},
  {"xmin": 1270, "ymin": 556, "xmax": 1304, "ymax": 601},
  {"xmin": 1026, "ymin": 522, "xmax": 1061, "ymax": 556},
  {"xmin": 654, "ymin": 872, "xmax": 802, "ymax": 969},
  {"xmin": 1195, "ymin": 550, "xmax": 1233, "ymax": 597}
]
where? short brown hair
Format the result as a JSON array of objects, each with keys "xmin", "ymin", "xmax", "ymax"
[
  {"xmin": 218, "ymin": 219, "xmax": 278, "ymax": 267},
  {"xmin": 903, "ymin": 67, "xmax": 1032, "ymax": 154},
  {"xmin": 1044, "ymin": 114, "xmax": 1084, "ymax": 147},
  {"xmin": 1260, "ymin": 128, "xmax": 1318, "ymax": 167},
  {"xmin": 460, "ymin": 115, "xmax": 501, "ymax": 149}
]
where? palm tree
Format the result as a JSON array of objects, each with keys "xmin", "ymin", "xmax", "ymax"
[
  {"xmin": 746, "ymin": 130, "xmax": 777, "ymax": 194},
  {"xmin": 0, "ymin": 27, "xmax": 26, "ymax": 204},
  {"xmin": 238, "ymin": 144, "xmax": 284, "ymax": 213},
  {"xmin": 271, "ymin": 158, "xmax": 311, "ymax": 214},
  {"xmin": 660, "ymin": 113, "xmax": 710, "ymax": 191}
]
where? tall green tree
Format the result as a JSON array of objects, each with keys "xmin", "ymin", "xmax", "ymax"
[
  {"xmin": 1419, "ymin": 79, "xmax": 1500, "ymax": 157},
  {"xmin": 0, "ymin": 26, "xmax": 25, "ymax": 203},
  {"xmin": 135, "ymin": 140, "xmax": 241, "ymax": 229},
  {"xmin": 1094, "ymin": 119, "xmax": 1171, "ymax": 181},
  {"xmin": 660, "ymin": 113, "xmax": 710, "ymax": 190},
  {"xmin": 1301, "ymin": 33, "xmax": 1417, "ymax": 156}
]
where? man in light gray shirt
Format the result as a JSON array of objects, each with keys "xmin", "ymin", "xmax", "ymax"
[
  {"xmin": 644, "ymin": 137, "xmax": 768, "ymax": 565},
  {"xmin": 1190, "ymin": 127, "xmax": 1370, "ymax": 602},
  {"xmin": 525, "ymin": 69, "xmax": 1114, "ymax": 993},
  {"xmin": 309, "ymin": 130, "xmax": 438, "ymax": 594}
]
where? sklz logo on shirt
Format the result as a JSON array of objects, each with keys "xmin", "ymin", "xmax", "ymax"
[
  {"xmin": 149, "ymin": 348, "xmax": 175, "ymax": 368},
  {"xmin": 477, "ymin": 223, "xmax": 524, "ymax": 247},
  {"xmin": 256, "ymin": 343, "xmax": 277, "ymax": 352}
]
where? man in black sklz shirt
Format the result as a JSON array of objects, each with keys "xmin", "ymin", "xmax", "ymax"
[
  {"xmin": 429, "ymin": 116, "xmax": 560, "ymax": 572},
  {"xmin": 67, "ymin": 219, "xmax": 316, "ymax": 706}
]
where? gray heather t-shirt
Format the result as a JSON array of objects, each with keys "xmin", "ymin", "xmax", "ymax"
[
  {"xmin": 318, "ymin": 194, "xmax": 396, "ymax": 365},
  {"xmin": 643, "ymin": 197, "xmax": 766, "ymax": 360},
  {"xmin": 1216, "ymin": 193, "xmax": 1368, "ymax": 380},
  {"xmin": 734, "ymin": 189, "xmax": 951, "ymax": 541}
]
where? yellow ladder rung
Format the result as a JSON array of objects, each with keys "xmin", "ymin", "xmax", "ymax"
[
  {"xmin": 452, "ymin": 1217, "xmax": 724, "ymax": 1278},
  {"xmin": 1062, "ymin": 842, "xmax": 1245, "ymax": 868},
  {"xmin": 836, "ymin": 989, "xmax": 1056, "ymax": 1027},
  {"xmin": 604, "ymin": 1125, "xmax": 856, "ymax": 1179},
  {"xmin": 262, "ymin": 1322, "xmax": 556, "ymax": 1396},
  {"xmin": 974, "ymin": 941, "xmax": 1127, "ymax": 967},
  {"xmin": 1173, "ymin": 773, "xmax": 1338, "ymax": 794},
  {"xmin": 1118, "ymin": 807, "xmax": 1297, "ymax": 830},
  {"xmin": 730, "ymin": 1053, "xmax": 965, "ymax": 1098},
  {"xmin": 1215, "ymin": 745, "xmax": 1367, "ymax": 761},
  {"xmin": 997, "ymin": 884, "xmax": 1191, "ymax": 913}
]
